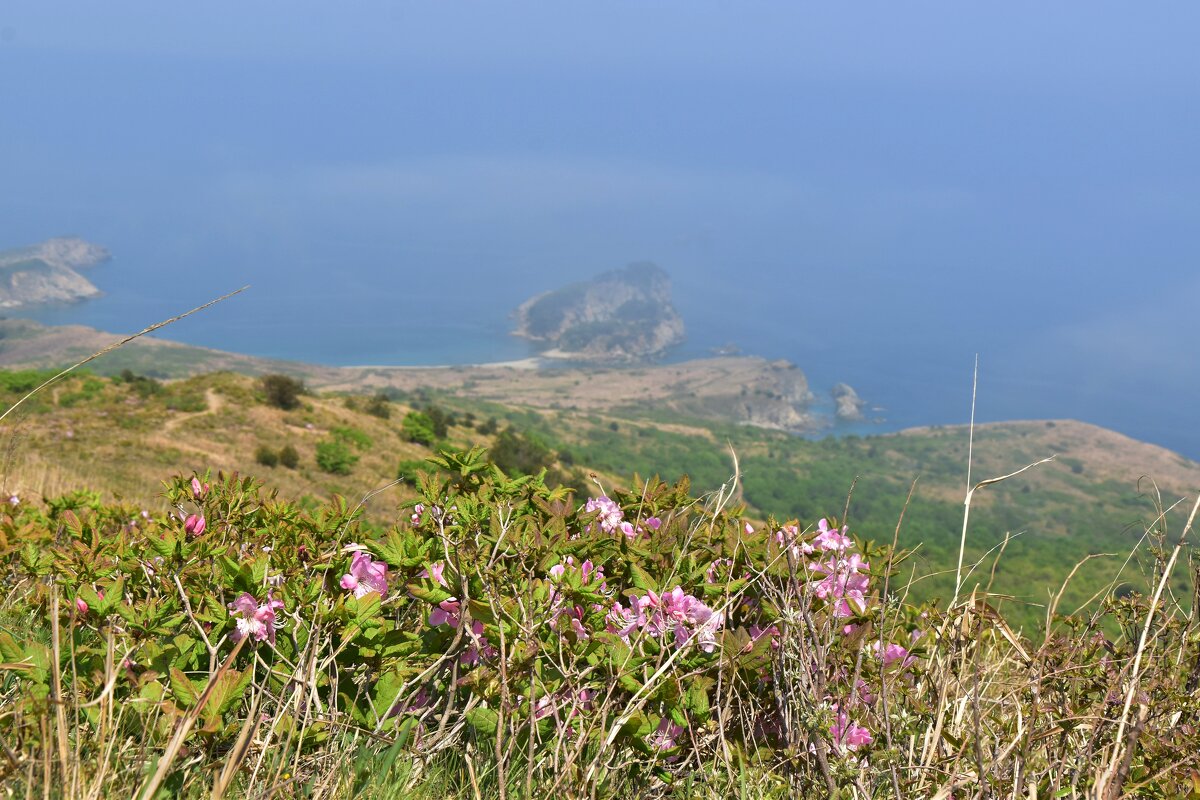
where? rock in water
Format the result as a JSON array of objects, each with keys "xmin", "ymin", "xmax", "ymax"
[
  {"xmin": 0, "ymin": 237, "xmax": 110, "ymax": 308},
  {"xmin": 512, "ymin": 262, "xmax": 685, "ymax": 364},
  {"xmin": 831, "ymin": 382, "xmax": 867, "ymax": 422}
]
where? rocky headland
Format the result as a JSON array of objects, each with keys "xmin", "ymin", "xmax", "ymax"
[{"xmin": 0, "ymin": 237, "xmax": 110, "ymax": 308}]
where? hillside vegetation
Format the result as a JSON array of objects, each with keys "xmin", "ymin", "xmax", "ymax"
[
  {"xmin": 1, "ymin": 366, "xmax": 1200, "ymax": 798},
  {"xmin": 0, "ymin": 369, "xmax": 1196, "ymax": 637}
]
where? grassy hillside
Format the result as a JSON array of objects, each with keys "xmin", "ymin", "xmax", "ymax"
[
  {"xmin": 1, "ymin": 368, "xmax": 1195, "ymax": 633},
  {"xmin": 482, "ymin": 402, "xmax": 1199, "ymax": 632},
  {"xmin": 2, "ymin": 367, "xmax": 1199, "ymax": 798}
]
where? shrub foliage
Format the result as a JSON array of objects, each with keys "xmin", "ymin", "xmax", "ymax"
[{"xmin": 0, "ymin": 450, "xmax": 1197, "ymax": 798}]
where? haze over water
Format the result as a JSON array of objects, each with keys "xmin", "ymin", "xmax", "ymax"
[{"xmin": 3, "ymin": 4, "xmax": 1200, "ymax": 458}]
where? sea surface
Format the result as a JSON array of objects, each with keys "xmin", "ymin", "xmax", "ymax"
[
  {"xmin": 5, "ymin": 47, "xmax": 1199, "ymax": 461},
  {"xmin": 17, "ymin": 239, "xmax": 1200, "ymax": 464}
]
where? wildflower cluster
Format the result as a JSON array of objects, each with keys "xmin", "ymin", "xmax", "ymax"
[
  {"xmin": 2, "ymin": 452, "xmax": 944, "ymax": 794},
  {"xmin": 5, "ymin": 443, "xmax": 1199, "ymax": 797},
  {"xmin": 607, "ymin": 586, "xmax": 722, "ymax": 653}
]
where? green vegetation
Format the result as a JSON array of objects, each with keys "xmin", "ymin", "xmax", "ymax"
[
  {"xmin": 364, "ymin": 392, "xmax": 391, "ymax": 419},
  {"xmin": 260, "ymin": 373, "xmax": 305, "ymax": 410},
  {"xmin": 254, "ymin": 444, "xmax": 279, "ymax": 467},
  {"xmin": 331, "ymin": 425, "xmax": 373, "ymax": 450},
  {"xmin": 316, "ymin": 437, "xmax": 359, "ymax": 475},
  {"xmin": 489, "ymin": 428, "xmax": 554, "ymax": 476},
  {"xmin": 396, "ymin": 458, "xmax": 432, "ymax": 483},
  {"xmin": 3, "ymin": 453, "xmax": 1198, "ymax": 798},
  {"xmin": 1, "ymin": 367, "xmax": 1199, "ymax": 797},
  {"xmin": 401, "ymin": 410, "xmax": 437, "ymax": 446},
  {"xmin": 113, "ymin": 368, "xmax": 163, "ymax": 398},
  {"xmin": 279, "ymin": 443, "xmax": 300, "ymax": 469}
]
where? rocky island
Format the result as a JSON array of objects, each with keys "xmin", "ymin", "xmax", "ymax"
[
  {"xmin": 511, "ymin": 262, "xmax": 685, "ymax": 364},
  {"xmin": 0, "ymin": 237, "xmax": 110, "ymax": 309},
  {"xmin": 831, "ymin": 382, "xmax": 868, "ymax": 422}
]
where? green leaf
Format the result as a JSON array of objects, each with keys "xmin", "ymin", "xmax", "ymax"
[
  {"xmin": 684, "ymin": 676, "xmax": 714, "ymax": 721},
  {"xmin": 218, "ymin": 555, "xmax": 243, "ymax": 585},
  {"xmin": 149, "ymin": 532, "xmax": 178, "ymax": 561},
  {"xmin": 668, "ymin": 703, "xmax": 688, "ymax": 728},
  {"xmin": 95, "ymin": 578, "xmax": 123, "ymax": 616},
  {"xmin": 628, "ymin": 563, "xmax": 658, "ymax": 593},
  {"xmin": 349, "ymin": 591, "xmax": 382, "ymax": 625},
  {"xmin": 0, "ymin": 632, "xmax": 23, "ymax": 665},
  {"xmin": 618, "ymin": 710, "xmax": 653, "ymax": 738},
  {"xmin": 210, "ymin": 667, "xmax": 254, "ymax": 718},
  {"xmin": 169, "ymin": 667, "xmax": 201, "ymax": 709},
  {"xmin": 465, "ymin": 706, "xmax": 499, "ymax": 736},
  {"xmin": 406, "ymin": 582, "xmax": 453, "ymax": 605},
  {"xmin": 250, "ymin": 555, "xmax": 270, "ymax": 588},
  {"xmin": 616, "ymin": 670, "xmax": 642, "ymax": 693}
]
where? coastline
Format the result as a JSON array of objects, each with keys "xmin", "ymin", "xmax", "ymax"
[{"xmin": 340, "ymin": 356, "xmax": 546, "ymax": 371}]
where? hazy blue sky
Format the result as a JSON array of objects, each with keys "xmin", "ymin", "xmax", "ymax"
[{"xmin": 2, "ymin": 3, "xmax": 1199, "ymax": 455}]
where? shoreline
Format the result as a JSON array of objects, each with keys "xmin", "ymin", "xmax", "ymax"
[{"xmin": 340, "ymin": 356, "xmax": 547, "ymax": 371}]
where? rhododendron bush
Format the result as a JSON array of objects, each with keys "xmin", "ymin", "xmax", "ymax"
[{"xmin": 3, "ymin": 446, "xmax": 1198, "ymax": 798}]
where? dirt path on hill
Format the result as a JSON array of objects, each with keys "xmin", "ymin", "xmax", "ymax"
[
  {"xmin": 149, "ymin": 388, "xmax": 231, "ymax": 460},
  {"xmin": 162, "ymin": 388, "xmax": 224, "ymax": 433}
]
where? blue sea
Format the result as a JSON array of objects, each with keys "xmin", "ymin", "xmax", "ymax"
[
  {"xmin": 4, "ymin": 46, "xmax": 1199, "ymax": 461},
  {"xmin": 17, "ymin": 235, "xmax": 1200, "ymax": 463}
]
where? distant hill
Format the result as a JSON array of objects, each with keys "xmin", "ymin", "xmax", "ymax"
[
  {"xmin": 0, "ymin": 237, "xmax": 110, "ymax": 308},
  {"xmin": 512, "ymin": 262, "xmax": 685, "ymax": 363}
]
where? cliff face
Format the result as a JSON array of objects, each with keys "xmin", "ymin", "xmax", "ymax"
[
  {"xmin": 512, "ymin": 262, "xmax": 685, "ymax": 363},
  {"xmin": 0, "ymin": 237, "xmax": 110, "ymax": 309},
  {"xmin": 676, "ymin": 358, "xmax": 818, "ymax": 431}
]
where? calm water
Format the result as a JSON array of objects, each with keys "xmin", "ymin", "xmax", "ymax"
[
  {"xmin": 4, "ymin": 47, "xmax": 1198, "ymax": 460},
  {"xmin": 17, "ymin": 238, "xmax": 1200, "ymax": 463}
]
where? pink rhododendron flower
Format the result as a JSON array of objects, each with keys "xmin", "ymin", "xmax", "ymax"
[
  {"xmin": 813, "ymin": 518, "xmax": 852, "ymax": 552},
  {"xmin": 606, "ymin": 601, "xmax": 644, "ymax": 640},
  {"xmin": 75, "ymin": 597, "xmax": 88, "ymax": 614},
  {"xmin": 585, "ymin": 496, "xmax": 625, "ymax": 534},
  {"xmin": 459, "ymin": 619, "xmax": 497, "ymax": 666},
  {"xmin": 645, "ymin": 516, "xmax": 662, "ymax": 530},
  {"xmin": 647, "ymin": 718, "xmax": 686, "ymax": 751},
  {"xmin": 547, "ymin": 558, "xmax": 610, "ymax": 615},
  {"xmin": 190, "ymin": 476, "xmax": 209, "ymax": 500},
  {"xmin": 410, "ymin": 503, "xmax": 425, "ymax": 525},
  {"xmin": 874, "ymin": 641, "xmax": 915, "ymax": 668},
  {"xmin": 429, "ymin": 598, "xmax": 462, "ymax": 628},
  {"xmin": 340, "ymin": 551, "xmax": 388, "ymax": 598},
  {"xmin": 774, "ymin": 524, "xmax": 815, "ymax": 560},
  {"xmin": 184, "ymin": 513, "xmax": 206, "ymax": 536},
  {"xmin": 533, "ymin": 693, "xmax": 557, "ymax": 720},
  {"xmin": 810, "ymin": 550, "xmax": 871, "ymax": 617},
  {"xmin": 228, "ymin": 592, "xmax": 285, "ymax": 645},
  {"xmin": 830, "ymin": 705, "xmax": 873, "ymax": 754},
  {"xmin": 418, "ymin": 561, "xmax": 447, "ymax": 587},
  {"xmin": 548, "ymin": 557, "xmax": 606, "ymax": 591},
  {"xmin": 745, "ymin": 623, "xmax": 781, "ymax": 652},
  {"xmin": 563, "ymin": 605, "xmax": 590, "ymax": 640},
  {"xmin": 580, "ymin": 559, "xmax": 602, "ymax": 585},
  {"xmin": 546, "ymin": 559, "xmax": 610, "ymax": 637},
  {"xmin": 706, "ymin": 558, "xmax": 734, "ymax": 583},
  {"xmin": 612, "ymin": 586, "xmax": 723, "ymax": 653}
]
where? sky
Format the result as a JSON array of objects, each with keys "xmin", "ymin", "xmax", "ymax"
[{"xmin": 1, "ymin": 3, "xmax": 1199, "ymax": 456}]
